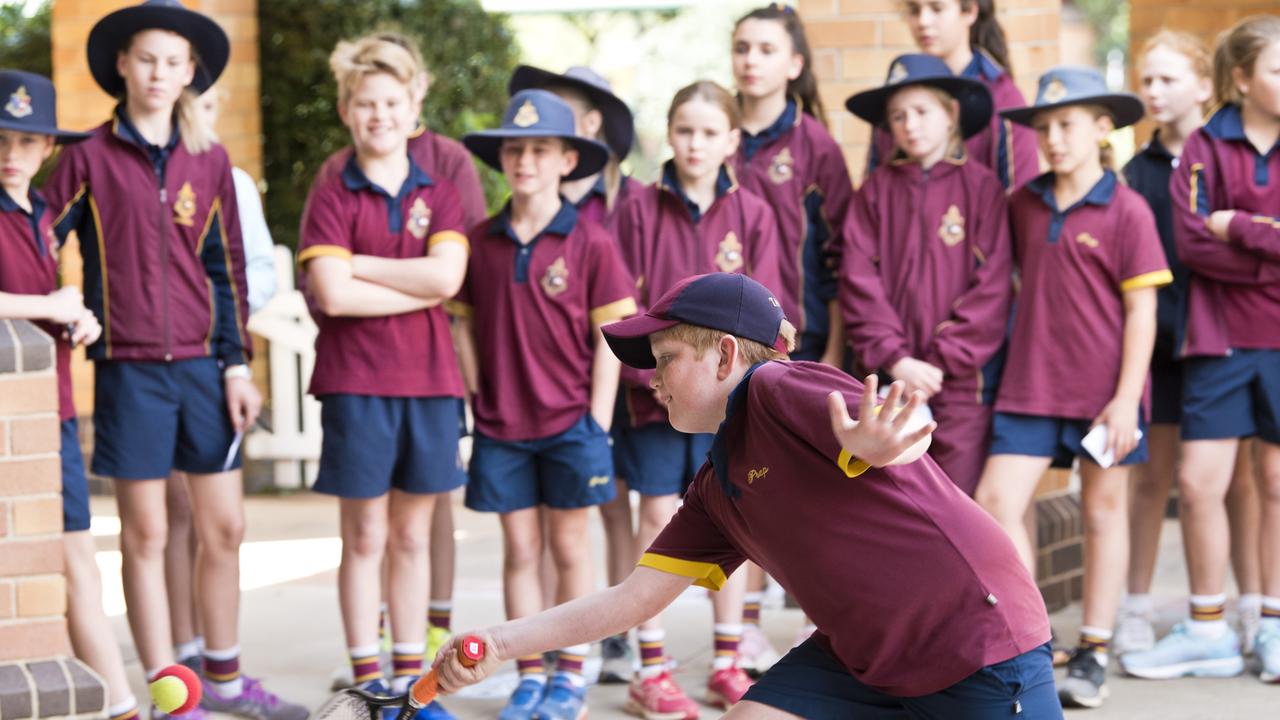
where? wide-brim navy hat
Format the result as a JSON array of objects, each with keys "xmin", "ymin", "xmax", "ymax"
[
  {"xmin": 509, "ymin": 64, "xmax": 634, "ymax": 159},
  {"xmin": 603, "ymin": 273, "xmax": 790, "ymax": 370},
  {"xmin": 1002, "ymin": 65, "xmax": 1144, "ymax": 129},
  {"xmin": 464, "ymin": 89, "xmax": 610, "ymax": 182},
  {"xmin": 845, "ymin": 54, "xmax": 993, "ymax": 139},
  {"xmin": 87, "ymin": 0, "xmax": 230, "ymax": 97},
  {"xmin": 0, "ymin": 71, "xmax": 88, "ymax": 144}
]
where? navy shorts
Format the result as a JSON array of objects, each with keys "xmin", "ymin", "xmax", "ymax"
[
  {"xmin": 92, "ymin": 358, "xmax": 238, "ymax": 479},
  {"xmin": 466, "ymin": 413, "xmax": 615, "ymax": 513},
  {"xmin": 1150, "ymin": 355, "xmax": 1183, "ymax": 426},
  {"xmin": 989, "ymin": 412, "xmax": 1148, "ymax": 468},
  {"xmin": 314, "ymin": 394, "xmax": 464, "ymax": 499},
  {"xmin": 743, "ymin": 636, "xmax": 1062, "ymax": 719},
  {"xmin": 611, "ymin": 409, "xmax": 712, "ymax": 497},
  {"xmin": 1181, "ymin": 350, "xmax": 1280, "ymax": 444},
  {"xmin": 61, "ymin": 418, "xmax": 91, "ymax": 532}
]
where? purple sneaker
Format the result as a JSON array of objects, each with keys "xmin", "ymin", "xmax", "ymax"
[
  {"xmin": 151, "ymin": 705, "xmax": 211, "ymax": 720},
  {"xmin": 201, "ymin": 675, "xmax": 309, "ymax": 720}
]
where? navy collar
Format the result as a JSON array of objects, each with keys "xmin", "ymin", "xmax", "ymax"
[
  {"xmin": 341, "ymin": 153, "xmax": 434, "ymax": 195},
  {"xmin": 114, "ymin": 105, "xmax": 180, "ymax": 160},
  {"xmin": 741, "ymin": 100, "xmax": 798, "ymax": 161},
  {"xmin": 1204, "ymin": 103, "xmax": 1280, "ymax": 154},
  {"xmin": 960, "ymin": 49, "xmax": 1003, "ymax": 82},
  {"xmin": 1027, "ymin": 169, "xmax": 1118, "ymax": 212},
  {"xmin": 0, "ymin": 186, "xmax": 48, "ymax": 255},
  {"xmin": 1139, "ymin": 130, "xmax": 1175, "ymax": 162},
  {"xmin": 659, "ymin": 161, "xmax": 735, "ymax": 223},
  {"xmin": 492, "ymin": 197, "xmax": 578, "ymax": 246},
  {"xmin": 708, "ymin": 361, "xmax": 768, "ymax": 499}
]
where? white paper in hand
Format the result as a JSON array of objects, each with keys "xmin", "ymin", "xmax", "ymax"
[{"xmin": 1080, "ymin": 424, "xmax": 1144, "ymax": 469}]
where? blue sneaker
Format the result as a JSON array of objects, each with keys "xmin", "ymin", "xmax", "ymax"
[
  {"xmin": 532, "ymin": 675, "xmax": 586, "ymax": 720},
  {"xmin": 1258, "ymin": 620, "xmax": 1280, "ymax": 683},
  {"xmin": 1120, "ymin": 623, "xmax": 1244, "ymax": 679},
  {"xmin": 499, "ymin": 678, "xmax": 547, "ymax": 720},
  {"xmin": 412, "ymin": 700, "xmax": 455, "ymax": 720}
]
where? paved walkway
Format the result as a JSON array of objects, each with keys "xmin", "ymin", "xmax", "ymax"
[{"xmin": 90, "ymin": 494, "xmax": 1274, "ymax": 719}]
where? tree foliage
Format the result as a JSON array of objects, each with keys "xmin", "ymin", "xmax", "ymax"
[
  {"xmin": 0, "ymin": 1, "xmax": 51, "ymax": 78},
  {"xmin": 259, "ymin": 0, "xmax": 518, "ymax": 248}
]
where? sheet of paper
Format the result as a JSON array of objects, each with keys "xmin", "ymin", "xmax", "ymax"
[{"xmin": 1081, "ymin": 424, "xmax": 1144, "ymax": 469}]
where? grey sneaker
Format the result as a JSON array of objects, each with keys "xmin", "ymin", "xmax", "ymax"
[
  {"xmin": 201, "ymin": 675, "xmax": 309, "ymax": 720},
  {"xmin": 598, "ymin": 634, "xmax": 635, "ymax": 684},
  {"xmin": 1058, "ymin": 649, "xmax": 1109, "ymax": 709}
]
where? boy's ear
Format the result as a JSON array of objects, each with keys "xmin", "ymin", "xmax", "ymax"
[
  {"xmin": 716, "ymin": 334, "xmax": 738, "ymax": 381},
  {"xmin": 561, "ymin": 146, "xmax": 580, "ymax": 178}
]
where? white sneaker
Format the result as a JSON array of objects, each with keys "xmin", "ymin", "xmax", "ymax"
[
  {"xmin": 1258, "ymin": 620, "xmax": 1280, "ymax": 683},
  {"xmin": 1239, "ymin": 598, "xmax": 1262, "ymax": 656},
  {"xmin": 1115, "ymin": 607, "xmax": 1156, "ymax": 654},
  {"xmin": 738, "ymin": 625, "xmax": 781, "ymax": 678}
]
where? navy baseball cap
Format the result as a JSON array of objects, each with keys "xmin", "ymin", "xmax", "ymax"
[{"xmin": 603, "ymin": 273, "xmax": 789, "ymax": 369}]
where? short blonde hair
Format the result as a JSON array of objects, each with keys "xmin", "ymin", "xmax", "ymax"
[
  {"xmin": 329, "ymin": 35, "xmax": 418, "ymax": 107},
  {"xmin": 652, "ymin": 320, "xmax": 796, "ymax": 365}
]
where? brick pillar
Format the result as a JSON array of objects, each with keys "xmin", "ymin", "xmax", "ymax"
[
  {"xmin": 0, "ymin": 319, "xmax": 106, "ymax": 719},
  {"xmin": 799, "ymin": 0, "xmax": 1061, "ymax": 185}
]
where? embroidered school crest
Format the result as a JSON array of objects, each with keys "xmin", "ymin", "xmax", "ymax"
[
  {"xmin": 1042, "ymin": 78, "xmax": 1068, "ymax": 104},
  {"xmin": 767, "ymin": 147, "xmax": 794, "ymax": 184},
  {"xmin": 5, "ymin": 86, "xmax": 32, "ymax": 118},
  {"xmin": 541, "ymin": 256, "xmax": 569, "ymax": 297},
  {"xmin": 938, "ymin": 205, "xmax": 966, "ymax": 246},
  {"xmin": 887, "ymin": 62, "xmax": 908, "ymax": 84},
  {"xmin": 716, "ymin": 231, "xmax": 744, "ymax": 272},
  {"xmin": 407, "ymin": 198, "xmax": 432, "ymax": 239},
  {"xmin": 173, "ymin": 182, "xmax": 197, "ymax": 226},
  {"xmin": 1076, "ymin": 232, "xmax": 1099, "ymax": 249},
  {"xmin": 513, "ymin": 100, "xmax": 539, "ymax": 128}
]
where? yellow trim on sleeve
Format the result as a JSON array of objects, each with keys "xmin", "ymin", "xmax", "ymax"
[
  {"xmin": 836, "ymin": 449, "xmax": 871, "ymax": 478},
  {"xmin": 444, "ymin": 299, "xmax": 472, "ymax": 319},
  {"xmin": 589, "ymin": 297, "xmax": 638, "ymax": 326},
  {"xmin": 1188, "ymin": 163, "xmax": 1204, "ymax": 213},
  {"xmin": 427, "ymin": 230, "xmax": 469, "ymax": 253},
  {"xmin": 87, "ymin": 194, "xmax": 110, "ymax": 359},
  {"xmin": 1251, "ymin": 215, "xmax": 1280, "ymax": 229},
  {"xmin": 637, "ymin": 553, "xmax": 728, "ymax": 591},
  {"xmin": 297, "ymin": 245, "xmax": 353, "ymax": 265},
  {"xmin": 1120, "ymin": 269, "xmax": 1174, "ymax": 292}
]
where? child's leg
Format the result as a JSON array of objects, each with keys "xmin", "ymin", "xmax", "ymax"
[
  {"xmin": 386, "ymin": 489, "xmax": 437, "ymax": 691},
  {"xmin": 973, "ymin": 455, "xmax": 1054, "ymax": 573},
  {"xmin": 1127, "ymin": 423, "xmax": 1179, "ymax": 596},
  {"xmin": 165, "ymin": 471, "xmax": 201, "ymax": 664},
  {"xmin": 708, "ymin": 569, "xmax": 752, "ymax": 708},
  {"xmin": 545, "ymin": 507, "xmax": 594, "ymax": 604},
  {"xmin": 1259, "ymin": 441, "xmax": 1280, "ymax": 603},
  {"xmin": 338, "ymin": 495, "xmax": 390, "ymax": 669},
  {"xmin": 184, "ymin": 471, "xmax": 247, "ymax": 656},
  {"xmin": 64, "ymin": 530, "xmax": 135, "ymax": 708},
  {"xmin": 499, "ymin": 508, "xmax": 546, "ymax": 620},
  {"xmin": 1179, "ymin": 439, "xmax": 1239, "ymax": 598},
  {"xmin": 114, "ymin": 478, "xmax": 176, "ymax": 672},
  {"xmin": 1077, "ymin": 462, "xmax": 1131, "ymax": 657},
  {"xmin": 428, "ymin": 490, "xmax": 455, "ymax": 608},
  {"xmin": 598, "ymin": 479, "xmax": 634, "ymax": 587},
  {"xmin": 635, "ymin": 493, "xmax": 679, "ymax": 638},
  {"xmin": 1227, "ymin": 439, "xmax": 1262, "ymax": 596}
]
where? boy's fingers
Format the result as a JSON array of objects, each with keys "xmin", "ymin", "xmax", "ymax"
[
  {"xmin": 892, "ymin": 392, "xmax": 923, "ymax": 432},
  {"xmin": 827, "ymin": 391, "xmax": 853, "ymax": 432},
  {"xmin": 903, "ymin": 421, "xmax": 936, "ymax": 449},
  {"xmin": 882, "ymin": 380, "xmax": 904, "ymax": 416},
  {"xmin": 860, "ymin": 374, "xmax": 879, "ymax": 416}
]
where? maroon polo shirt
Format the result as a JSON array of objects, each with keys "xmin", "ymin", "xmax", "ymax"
[
  {"xmin": 1172, "ymin": 104, "xmax": 1280, "ymax": 357},
  {"xmin": 449, "ymin": 201, "xmax": 637, "ymax": 441},
  {"xmin": 614, "ymin": 163, "xmax": 785, "ymax": 427},
  {"xmin": 841, "ymin": 152, "xmax": 1012, "ymax": 400},
  {"xmin": 298, "ymin": 155, "xmax": 467, "ymax": 398},
  {"xmin": 997, "ymin": 171, "xmax": 1171, "ymax": 420},
  {"xmin": 573, "ymin": 175, "xmax": 640, "ymax": 235},
  {"xmin": 641, "ymin": 360, "xmax": 1050, "ymax": 697},
  {"xmin": 0, "ymin": 189, "xmax": 73, "ymax": 420}
]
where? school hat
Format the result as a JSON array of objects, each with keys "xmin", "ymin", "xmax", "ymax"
[
  {"xmin": 603, "ymin": 273, "xmax": 789, "ymax": 370},
  {"xmin": 1001, "ymin": 65, "xmax": 1144, "ymax": 129},
  {"xmin": 87, "ymin": 0, "xmax": 230, "ymax": 97},
  {"xmin": 463, "ymin": 89, "xmax": 610, "ymax": 181},
  {"xmin": 509, "ymin": 65, "xmax": 635, "ymax": 159},
  {"xmin": 0, "ymin": 71, "xmax": 89, "ymax": 144},
  {"xmin": 845, "ymin": 54, "xmax": 993, "ymax": 139}
]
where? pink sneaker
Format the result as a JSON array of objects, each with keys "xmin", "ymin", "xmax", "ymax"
[
  {"xmin": 738, "ymin": 625, "xmax": 781, "ymax": 677},
  {"xmin": 626, "ymin": 671, "xmax": 699, "ymax": 720},
  {"xmin": 706, "ymin": 666, "xmax": 752, "ymax": 709}
]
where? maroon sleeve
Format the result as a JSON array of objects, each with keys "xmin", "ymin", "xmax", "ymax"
[
  {"xmin": 1117, "ymin": 192, "xmax": 1172, "ymax": 290},
  {"xmin": 440, "ymin": 142, "xmax": 488, "ymax": 231},
  {"xmin": 45, "ymin": 140, "xmax": 89, "ymax": 240},
  {"xmin": 753, "ymin": 363, "xmax": 875, "ymax": 477},
  {"xmin": 639, "ymin": 472, "xmax": 746, "ymax": 590},
  {"xmin": 839, "ymin": 176, "xmax": 911, "ymax": 372},
  {"xmin": 923, "ymin": 174, "xmax": 1014, "ymax": 377},
  {"xmin": 216, "ymin": 152, "xmax": 250, "ymax": 360},
  {"xmin": 1172, "ymin": 132, "xmax": 1280, "ymax": 285},
  {"xmin": 297, "ymin": 176, "xmax": 354, "ymax": 264},
  {"xmin": 425, "ymin": 179, "xmax": 469, "ymax": 249},
  {"xmin": 744, "ymin": 193, "xmax": 785, "ymax": 300},
  {"xmin": 586, "ymin": 224, "xmax": 638, "ymax": 327},
  {"xmin": 1227, "ymin": 209, "xmax": 1280, "ymax": 261},
  {"xmin": 813, "ymin": 131, "xmax": 856, "ymax": 279}
]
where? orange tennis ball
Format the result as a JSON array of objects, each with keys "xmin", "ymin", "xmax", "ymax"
[{"xmin": 149, "ymin": 665, "xmax": 202, "ymax": 715}]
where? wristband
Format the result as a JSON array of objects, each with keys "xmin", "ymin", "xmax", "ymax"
[{"xmin": 223, "ymin": 364, "xmax": 252, "ymax": 382}]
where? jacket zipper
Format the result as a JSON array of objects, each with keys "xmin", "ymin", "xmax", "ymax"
[{"xmin": 157, "ymin": 164, "xmax": 172, "ymax": 361}]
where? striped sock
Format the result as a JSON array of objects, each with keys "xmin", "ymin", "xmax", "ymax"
[
  {"xmin": 428, "ymin": 602, "xmax": 452, "ymax": 631},
  {"xmin": 108, "ymin": 698, "xmax": 139, "ymax": 720},
  {"xmin": 203, "ymin": 646, "xmax": 242, "ymax": 697},
  {"xmin": 350, "ymin": 643, "xmax": 384, "ymax": 687},
  {"xmin": 378, "ymin": 604, "xmax": 390, "ymax": 648},
  {"xmin": 638, "ymin": 629, "xmax": 666, "ymax": 679},
  {"xmin": 1263, "ymin": 597, "xmax": 1280, "ymax": 628},
  {"xmin": 516, "ymin": 655, "xmax": 547, "ymax": 684},
  {"xmin": 555, "ymin": 644, "xmax": 589, "ymax": 686},
  {"xmin": 174, "ymin": 639, "xmax": 201, "ymax": 665},
  {"xmin": 391, "ymin": 642, "xmax": 426, "ymax": 693},
  {"xmin": 1188, "ymin": 593, "xmax": 1229, "ymax": 638},
  {"xmin": 713, "ymin": 624, "xmax": 742, "ymax": 670},
  {"xmin": 1078, "ymin": 626, "xmax": 1112, "ymax": 666},
  {"xmin": 743, "ymin": 593, "xmax": 763, "ymax": 627}
]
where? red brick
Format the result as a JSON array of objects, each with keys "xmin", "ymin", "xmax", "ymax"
[
  {"xmin": 0, "ymin": 499, "xmax": 8, "ymax": 536},
  {"xmin": 0, "ymin": 420, "xmax": 7, "ymax": 456},
  {"xmin": 13, "ymin": 497, "xmax": 61, "ymax": 537},
  {"xmin": 0, "ymin": 538, "xmax": 64, "ymax": 577},
  {"xmin": 0, "ymin": 579, "xmax": 12, "ymax": 618},
  {"xmin": 16, "ymin": 576, "xmax": 66, "ymax": 618},
  {"xmin": 10, "ymin": 415, "xmax": 59, "ymax": 456},
  {"xmin": 0, "ymin": 617, "xmax": 71, "ymax": 661},
  {"xmin": 0, "ymin": 374, "xmax": 57, "ymax": 414},
  {"xmin": 807, "ymin": 19, "xmax": 878, "ymax": 49},
  {"xmin": 0, "ymin": 457, "xmax": 60, "ymax": 496}
]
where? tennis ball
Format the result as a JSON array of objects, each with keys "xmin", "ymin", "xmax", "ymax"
[{"xmin": 149, "ymin": 665, "xmax": 202, "ymax": 715}]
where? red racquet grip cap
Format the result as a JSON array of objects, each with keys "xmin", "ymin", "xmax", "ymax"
[{"xmin": 459, "ymin": 636, "xmax": 485, "ymax": 666}]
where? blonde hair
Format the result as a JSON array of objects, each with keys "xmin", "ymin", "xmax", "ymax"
[
  {"xmin": 1213, "ymin": 15, "xmax": 1280, "ymax": 106},
  {"xmin": 548, "ymin": 83, "xmax": 624, "ymax": 210},
  {"xmin": 329, "ymin": 35, "xmax": 419, "ymax": 108},
  {"xmin": 1141, "ymin": 29, "xmax": 1212, "ymax": 82},
  {"xmin": 123, "ymin": 31, "xmax": 214, "ymax": 154},
  {"xmin": 652, "ymin": 320, "xmax": 797, "ymax": 365},
  {"xmin": 668, "ymin": 80, "xmax": 741, "ymax": 130}
]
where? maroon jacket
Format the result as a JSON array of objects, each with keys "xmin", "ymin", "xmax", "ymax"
[
  {"xmin": 841, "ymin": 152, "xmax": 1013, "ymax": 401},
  {"xmin": 614, "ymin": 163, "xmax": 785, "ymax": 426},
  {"xmin": 573, "ymin": 174, "xmax": 641, "ymax": 236},
  {"xmin": 1172, "ymin": 104, "xmax": 1280, "ymax": 357},
  {"xmin": 45, "ymin": 112, "xmax": 248, "ymax": 365}
]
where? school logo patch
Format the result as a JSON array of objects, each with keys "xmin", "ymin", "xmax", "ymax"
[
  {"xmin": 407, "ymin": 198, "xmax": 432, "ymax": 239},
  {"xmin": 747, "ymin": 467, "xmax": 769, "ymax": 485},
  {"xmin": 513, "ymin": 99, "xmax": 540, "ymax": 128},
  {"xmin": 173, "ymin": 181, "xmax": 197, "ymax": 227},
  {"xmin": 1076, "ymin": 232, "xmax": 1099, "ymax": 249},
  {"xmin": 588, "ymin": 475, "xmax": 609, "ymax": 487},
  {"xmin": 767, "ymin": 147, "xmax": 794, "ymax": 185},
  {"xmin": 716, "ymin": 231, "xmax": 744, "ymax": 272},
  {"xmin": 1042, "ymin": 78, "xmax": 1068, "ymax": 104},
  {"xmin": 887, "ymin": 61, "xmax": 908, "ymax": 84},
  {"xmin": 767, "ymin": 296, "xmax": 780, "ymax": 308},
  {"xmin": 4, "ymin": 85, "xmax": 32, "ymax": 118},
  {"xmin": 540, "ymin": 256, "xmax": 569, "ymax": 297},
  {"xmin": 938, "ymin": 205, "xmax": 966, "ymax": 247}
]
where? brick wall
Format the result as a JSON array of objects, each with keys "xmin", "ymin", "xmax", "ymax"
[{"xmin": 798, "ymin": 0, "xmax": 1061, "ymax": 184}]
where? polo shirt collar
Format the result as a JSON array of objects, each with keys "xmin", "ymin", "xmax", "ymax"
[
  {"xmin": 960, "ymin": 49, "xmax": 1002, "ymax": 82},
  {"xmin": 0, "ymin": 187, "xmax": 48, "ymax": 255},
  {"xmin": 574, "ymin": 174, "xmax": 608, "ymax": 208},
  {"xmin": 1027, "ymin": 169, "xmax": 1117, "ymax": 244},
  {"xmin": 114, "ymin": 105, "xmax": 180, "ymax": 173},
  {"xmin": 1140, "ymin": 130, "xmax": 1175, "ymax": 162},
  {"xmin": 740, "ymin": 99, "xmax": 798, "ymax": 161},
  {"xmin": 493, "ymin": 197, "xmax": 578, "ymax": 245},
  {"xmin": 708, "ymin": 361, "xmax": 769, "ymax": 499},
  {"xmin": 341, "ymin": 153, "xmax": 434, "ymax": 195},
  {"xmin": 1203, "ymin": 103, "xmax": 1280, "ymax": 185},
  {"xmin": 659, "ymin": 161, "xmax": 736, "ymax": 223}
]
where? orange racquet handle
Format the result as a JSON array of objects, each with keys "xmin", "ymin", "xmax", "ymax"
[{"xmin": 404, "ymin": 636, "xmax": 486, "ymax": 710}]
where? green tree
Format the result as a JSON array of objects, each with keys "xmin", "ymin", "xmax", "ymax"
[
  {"xmin": 0, "ymin": 0, "xmax": 51, "ymax": 78},
  {"xmin": 1073, "ymin": 0, "xmax": 1128, "ymax": 69},
  {"xmin": 260, "ymin": 0, "xmax": 517, "ymax": 248}
]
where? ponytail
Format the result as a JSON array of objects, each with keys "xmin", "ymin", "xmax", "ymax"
[
  {"xmin": 1212, "ymin": 15, "xmax": 1280, "ymax": 106},
  {"xmin": 963, "ymin": 0, "xmax": 1013, "ymax": 79},
  {"xmin": 736, "ymin": 4, "xmax": 827, "ymax": 126}
]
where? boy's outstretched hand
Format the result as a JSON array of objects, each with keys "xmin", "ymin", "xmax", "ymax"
[
  {"xmin": 434, "ymin": 631, "xmax": 502, "ymax": 695},
  {"xmin": 827, "ymin": 375, "xmax": 936, "ymax": 469}
]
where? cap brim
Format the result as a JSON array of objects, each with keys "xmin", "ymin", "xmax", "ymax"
[
  {"xmin": 87, "ymin": 5, "xmax": 229, "ymax": 97},
  {"xmin": 462, "ymin": 130, "xmax": 609, "ymax": 181},
  {"xmin": 602, "ymin": 314, "xmax": 681, "ymax": 369},
  {"xmin": 0, "ymin": 119, "xmax": 90, "ymax": 144},
  {"xmin": 846, "ymin": 77, "xmax": 993, "ymax": 139},
  {"xmin": 509, "ymin": 65, "xmax": 634, "ymax": 159},
  {"xmin": 1001, "ymin": 94, "xmax": 1144, "ymax": 129}
]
